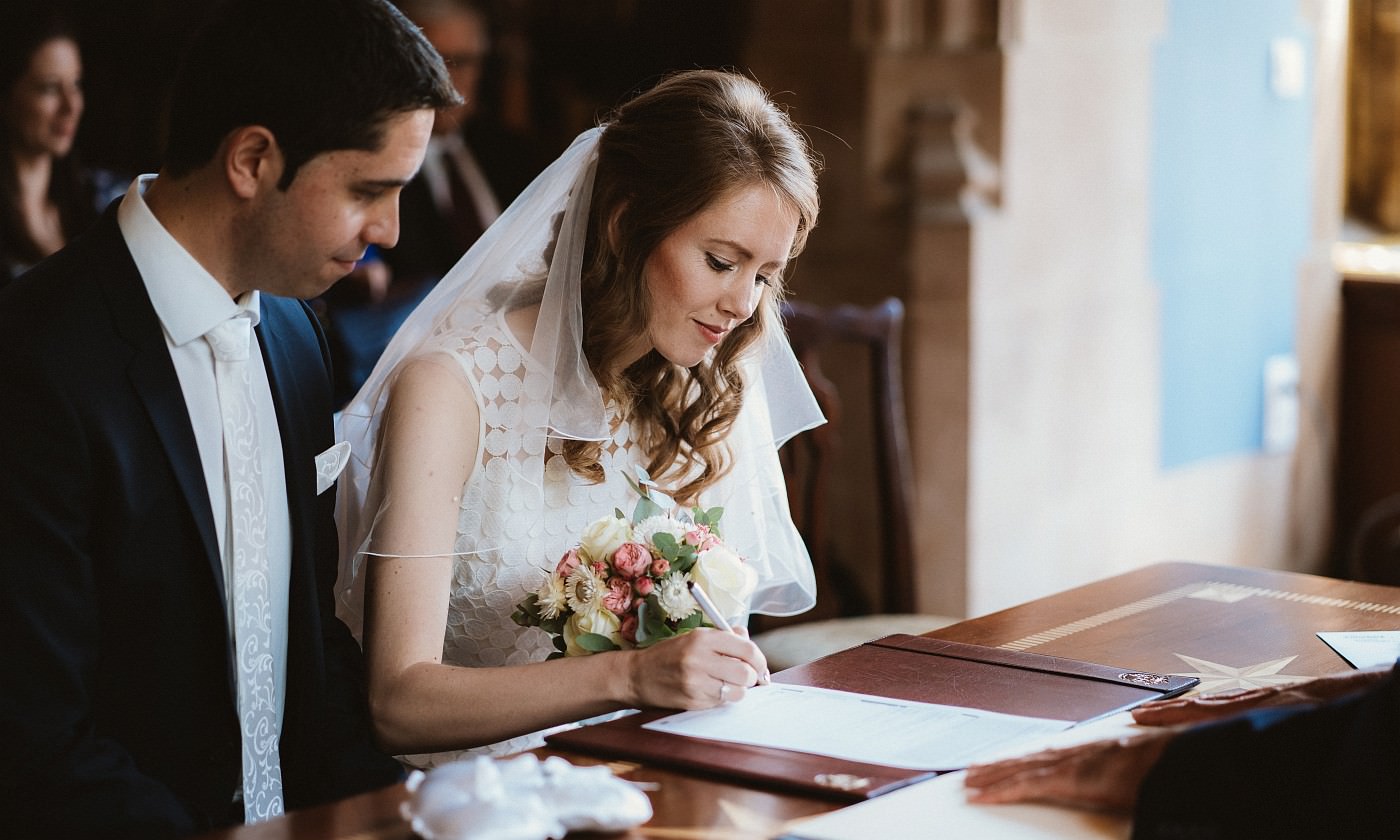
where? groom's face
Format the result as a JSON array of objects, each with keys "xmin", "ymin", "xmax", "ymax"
[{"xmin": 244, "ymin": 108, "xmax": 434, "ymax": 299}]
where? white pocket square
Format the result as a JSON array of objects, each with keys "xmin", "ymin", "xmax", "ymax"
[{"xmin": 315, "ymin": 441, "xmax": 352, "ymax": 495}]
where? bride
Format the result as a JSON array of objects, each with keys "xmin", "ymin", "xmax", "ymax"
[{"xmin": 335, "ymin": 69, "xmax": 824, "ymax": 765}]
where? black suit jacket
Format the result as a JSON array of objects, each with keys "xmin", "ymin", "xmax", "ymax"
[
  {"xmin": 1134, "ymin": 664, "xmax": 1400, "ymax": 838},
  {"xmin": 0, "ymin": 211, "xmax": 399, "ymax": 838}
]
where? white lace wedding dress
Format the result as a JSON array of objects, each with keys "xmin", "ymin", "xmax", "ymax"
[{"xmin": 400, "ymin": 311, "xmax": 645, "ymax": 767}]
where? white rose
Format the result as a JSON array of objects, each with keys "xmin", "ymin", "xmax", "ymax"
[
  {"xmin": 691, "ymin": 544, "xmax": 757, "ymax": 624},
  {"xmin": 578, "ymin": 514, "xmax": 632, "ymax": 564},
  {"xmin": 563, "ymin": 606, "xmax": 622, "ymax": 656}
]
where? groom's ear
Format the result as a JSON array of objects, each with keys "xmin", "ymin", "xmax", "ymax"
[{"xmin": 223, "ymin": 125, "xmax": 284, "ymax": 199}]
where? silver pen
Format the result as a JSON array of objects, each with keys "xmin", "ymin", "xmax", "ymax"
[
  {"xmin": 687, "ymin": 580, "xmax": 770, "ymax": 684},
  {"xmin": 687, "ymin": 580, "xmax": 733, "ymax": 632}
]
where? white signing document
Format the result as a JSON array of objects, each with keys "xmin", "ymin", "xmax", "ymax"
[
  {"xmin": 1317, "ymin": 630, "xmax": 1400, "ymax": 669},
  {"xmin": 641, "ymin": 683, "xmax": 1074, "ymax": 771}
]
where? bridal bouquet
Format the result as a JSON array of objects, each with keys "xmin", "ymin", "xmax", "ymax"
[{"xmin": 512, "ymin": 468, "xmax": 756, "ymax": 658}]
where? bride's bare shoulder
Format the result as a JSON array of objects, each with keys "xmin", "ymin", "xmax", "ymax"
[
  {"xmin": 388, "ymin": 354, "xmax": 474, "ymax": 409},
  {"xmin": 502, "ymin": 303, "xmax": 541, "ymax": 351}
]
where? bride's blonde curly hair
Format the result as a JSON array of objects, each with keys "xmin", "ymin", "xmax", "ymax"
[{"xmin": 565, "ymin": 69, "xmax": 821, "ymax": 503}]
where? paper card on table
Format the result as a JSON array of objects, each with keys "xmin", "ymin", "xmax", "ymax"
[
  {"xmin": 781, "ymin": 771, "xmax": 1130, "ymax": 840},
  {"xmin": 641, "ymin": 683, "xmax": 1073, "ymax": 771},
  {"xmin": 1316, "ymin": 630, "xmax": 1400, "ymax": 669},
  {"xmin": 781, "ymin": 710, "xmax": 1146, "ymax": 840}
]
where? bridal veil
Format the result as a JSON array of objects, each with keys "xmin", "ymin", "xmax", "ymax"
[{"xmin": 334, "ymin": 124, "xmax": 824, "ymax": 638}]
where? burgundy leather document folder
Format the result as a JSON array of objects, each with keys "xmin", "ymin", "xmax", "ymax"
[{"xmin": 546, "ymin": 634, "xmax": 1199, "ymax": 803}]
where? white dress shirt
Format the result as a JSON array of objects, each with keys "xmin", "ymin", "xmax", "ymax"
[{"xmin": 117, "ymin": 174, "xmax": 291, "ymax": 731}]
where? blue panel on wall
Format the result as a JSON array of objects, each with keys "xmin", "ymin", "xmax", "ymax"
[{"xmin": 1153, "ymin": 0, "xmax": 1313, "ymax": 468}]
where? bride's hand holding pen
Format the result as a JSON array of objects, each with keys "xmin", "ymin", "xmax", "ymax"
[{"xmin": 689, "ymin": 580, "xmax": 771, "ymax": 690}]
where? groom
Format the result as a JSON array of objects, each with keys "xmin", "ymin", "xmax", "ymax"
[{"xmin": 0, "ymin": 0, "xmax": 459, "ymax": 836}]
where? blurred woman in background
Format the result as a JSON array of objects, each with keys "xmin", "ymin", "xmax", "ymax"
[{"xmin": 1, "ymin": 3, "xmax": 121, "ymax": 288}]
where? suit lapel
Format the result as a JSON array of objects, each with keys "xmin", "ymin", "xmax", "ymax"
[
  {"xmin": 98, "ymin": 219, "xmax": 227, "ymax": 607},
  {"xmin": 257, "ymin": 297, "xmax": 331, "ymax": 722},
  {"xmin": 257, "ymin": 299, "xmax": 317, "ymax": 539}
]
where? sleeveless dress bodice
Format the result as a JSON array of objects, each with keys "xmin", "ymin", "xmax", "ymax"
[{"xmin": 404, "ymin": 311, "xmax": 643, "ymax": 766}]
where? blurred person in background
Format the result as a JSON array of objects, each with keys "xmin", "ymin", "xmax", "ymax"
[
  {"xmin": 318, "ymin": 0, "xmax": 550, "ymax": 405},
  {"xmin": 0, "ymin": 0, "xmax": 455, "ymax": 833},
  {"xmin": 0, "ymin": 1, "xmax": 123, "ymax": 289}
]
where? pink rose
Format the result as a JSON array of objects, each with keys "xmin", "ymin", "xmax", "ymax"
[
  {"xmin": 634, "ymin": 576, "xmax": 655, "ymax": 597},
  {"xmin": 592, "ymin": 561, "xmax": 608, "ymax": 575},
  {"xmin": 612, "ymin": 542, "xmax": 650, "ymax": 579},
  {"xmin": 555, "ymin": 547, "xmax": 581, "ymax": 577},
  {"xmin": 684, "ymin": 525, "xmax": 719, "ymax": 552},
  {"xmin": 603, "ymin": 578, "xmax": 633, "ymax": 616},
  {"xmin": 620, "ymin": 614, "xmax": 639, "ymax": 645},
  {"xmin": 650, "ymin": 557, "xmax": 670, "ymax": 577}
]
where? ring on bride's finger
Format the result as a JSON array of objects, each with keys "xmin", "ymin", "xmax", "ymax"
[{"xmin": 718, "ymin": 682, "xmax": 730, "ymax": 702}]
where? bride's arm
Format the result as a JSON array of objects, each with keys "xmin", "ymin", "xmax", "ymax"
[{"xmin": 362, "ymin": 357, "xmax": 768, "ymax": 755}]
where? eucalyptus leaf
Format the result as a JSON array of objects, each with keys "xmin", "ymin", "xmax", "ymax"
[
  {"xmin": 652, "ymin": 532, "xmax": 679, "ymax": 558},
  {"xmin": 672, "ymin": 547, "xmax": 697, "ymax": 574},
  {"xmin": 575, "ymin": 632, "xmax": 620, "ymax": 652},
  {"xmin": 631, "ymin": 495, "xmax": 664, "ymax": 524},
  {"xmin": 625, "ymin": 465, "xmax": 659, "ymax": 495},
  {"xmin": 646, "ymin": 623, "xmax": 676, "ymax": 642},
  {"xmin": 635, "ymin": 600, "xmax": 655, "ymax": 644},
  {"xmin": 636, "ymin": 625, "xmax": 675, "ymax": 648},
  {"xmin": 511, "ymin": 593, "xmax": 542, "ymax": 627},
  {"xmin": 642, "ymin": 594, "xmax": 670, "ymax": 635}
]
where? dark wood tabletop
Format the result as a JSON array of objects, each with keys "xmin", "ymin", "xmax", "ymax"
[{"xmin": 195, "ymin": 561, "xmax": 1400, "ymax": 839}]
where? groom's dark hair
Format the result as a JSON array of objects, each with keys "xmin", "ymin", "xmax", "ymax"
[{"xmin": 161, "ymin": 0, "xmax": 460, "ymax": 188}]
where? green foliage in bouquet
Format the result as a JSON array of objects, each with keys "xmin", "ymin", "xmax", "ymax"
[{"xmin": 511, "ymin": 466, "xmax": 737, "ymax": 658}]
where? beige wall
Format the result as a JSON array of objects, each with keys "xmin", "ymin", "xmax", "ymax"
[
  {"xmin": 967, "ymin": 0, "xmax": 1349, "ymax": 615},
  {"xmin": 740, "ymin": 0, "xmax": 1349, "ymax": 619}
]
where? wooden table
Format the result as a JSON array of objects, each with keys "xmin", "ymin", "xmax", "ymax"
[{"xmin": 197, "ymin": 561, "xmax": 1400, "ymax": 839}]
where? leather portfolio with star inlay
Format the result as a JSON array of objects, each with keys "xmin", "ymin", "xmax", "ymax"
[{"xmin": 546, "ymin": 634, "xmax": 1198, "ymax": 803}]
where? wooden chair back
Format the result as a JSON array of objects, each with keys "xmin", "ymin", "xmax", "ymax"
[{"xmin": 777, "ymin": 297, "xmax": 916, "ymax": 617}]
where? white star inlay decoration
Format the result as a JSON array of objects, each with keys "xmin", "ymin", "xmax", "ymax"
[
  {"xmin": 1187, "ymin": 584, "xmax": 1256, "ymax": 604},
  {"xmin": 1171, "ymin": 654, "xmax": 1312, "ymax": 694}
]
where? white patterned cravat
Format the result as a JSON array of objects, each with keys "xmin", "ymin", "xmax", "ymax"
[{"xmin": 205, "ymin": 314, "xmax": 284, "ymax": 822}]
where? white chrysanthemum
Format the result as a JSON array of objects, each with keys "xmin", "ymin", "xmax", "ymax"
[
  {"xmin": 633, "ymin": 515, "xmax": 687, "ymax": 551},
  {"xmin": 536, "ymin": 573, "xmax": 569, "ymax": 620},
  {"xmin": 565, "ymin": 563, "xmax": 607, "ymax": 614},
  {"xmin": 655, "ymin": 572, "xmax": 697, "ymax": 622}
]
